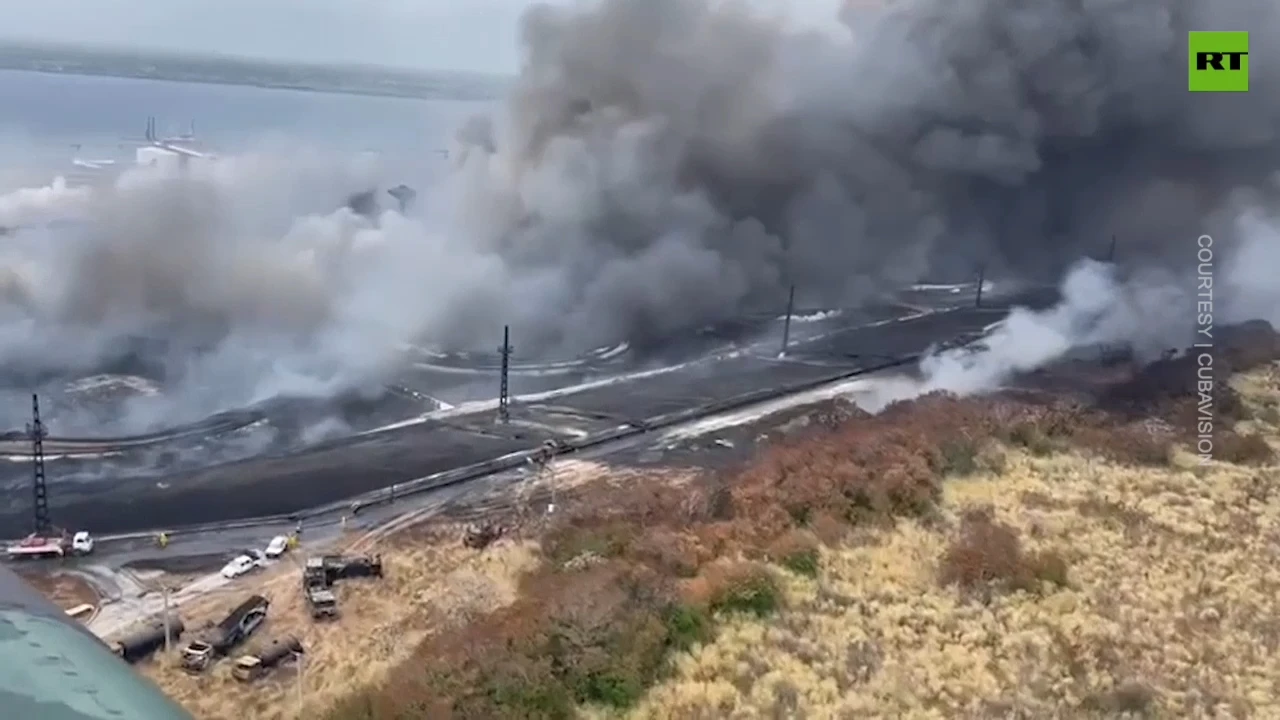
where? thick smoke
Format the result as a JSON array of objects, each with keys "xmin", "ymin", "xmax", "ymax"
[
  {"xmin": 444, "ymin": 0, "xmax": 1280, "ymax": 354},
  {"xmin": 2, "ymin": 0, "xmax": 1279, "ymax": 432}
]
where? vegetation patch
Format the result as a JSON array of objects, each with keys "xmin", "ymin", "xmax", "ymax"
[
  {"xmin": 938, "ymin": 507, "xmax": 1070, "ymax": 594},
  {"xmin": 319, "ymin": 337, "xmax": 1280, "ymax": 719}
]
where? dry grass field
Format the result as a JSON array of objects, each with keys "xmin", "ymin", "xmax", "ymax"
[
  {"xmin": 632, "ymin": 362, "xmax": 1280, "ymax": 719},
  {"xmin": 308, "ymin": 330, "xmax": 1279, "ymax": 719},
  {"xmin": 111, "ymin": 326, "xmax": 1280, "ymax": 719}
]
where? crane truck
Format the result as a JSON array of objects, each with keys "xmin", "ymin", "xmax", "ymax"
[{"xmin": 5, "ymin": 530, "xmax": 95, "ymax": 560}]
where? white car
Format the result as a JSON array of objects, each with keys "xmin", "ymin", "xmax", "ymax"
[
  {"xmin": 220, "ymin": 555, "xmax": 259, "ymax": 579},
  {"xmin": 264, "ymin": 536, "xmax": 289, "ymax": 558}
]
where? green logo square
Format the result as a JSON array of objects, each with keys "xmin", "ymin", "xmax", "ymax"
[{"xmin": 1189, "ymin": 31, "xmax": 1249, "ymax": 92}]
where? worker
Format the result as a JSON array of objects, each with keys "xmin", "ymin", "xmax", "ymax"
[
  {"xmin": 340, "ymin": 515, "xmax": 348, "ymax": 530},
  {"xmin": 287, "ymin": 533, "xmax": 299, "ymax": 550},
  {"xmin": 156, "ymin": 532, "xmax": 168, "ymax": 549}
]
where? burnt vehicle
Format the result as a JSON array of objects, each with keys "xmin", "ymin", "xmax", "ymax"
[
  {"xmin": 111, "ymin": 616, "xmax": 185, "ymax": 664},
  {"xmin": 231, "ymin": 635, "xmax": 303, "ymax": 682},
  {"xmin": 463, "ymin": 522, "xmax": 505, "ymax": 550},
  {"xmin": 179, "ymin": 595, "xmax": 268, "ymax": 673},
  {"xmin": 302, "ymin": 558, "xmax": 339, "ymax": 620},
  {"xmin": 317, "ymin": 554, "xmax": 384, "ymax": 583}
]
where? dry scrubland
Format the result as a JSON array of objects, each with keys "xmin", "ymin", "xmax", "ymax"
[
  {"xmin": 123, "ymin": 324, "xmax": 1280, "ymax": 719},
  {"xmin": 315, "ymin": 324, "xmax": 1280, "ymax": 719}
]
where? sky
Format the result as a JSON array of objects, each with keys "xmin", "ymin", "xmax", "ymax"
[
  {"xmin": 2, "ymin": 0, "xmax": 846, "ymax": 75},
  {"xmin": 3, "ymin": 0, "xmax": 551, "ymax": 74}
]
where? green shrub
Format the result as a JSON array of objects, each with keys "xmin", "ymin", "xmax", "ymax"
[
  {"xmin": 781, "ymin": 548, "xmax": 820, "ymax": 577},
  {"xmin": 710, "ymin": 568, "xmax": 781, "ymax": 617},
  {"xmin": 937, "ymin": 438, "xmax": 979, "ymax": 475}
]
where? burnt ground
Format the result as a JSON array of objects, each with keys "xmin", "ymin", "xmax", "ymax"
[
  {"xmin": 611, "ymin": 319, "xmax": 1280, "ymax": 482},
  {"xmin": 14, "ymin": 568, "xmax": 99, "ymax": 611},
  {"xmin": 0, "ymin": 288, "xmax": 1054, "ymax": 537},
  {"xmin": 124, "ymin": 553, "xmax": 240, "ymax": 575}
]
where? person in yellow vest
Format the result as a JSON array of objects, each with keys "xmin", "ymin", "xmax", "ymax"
[
  {"xmin": 287, "ymin": 533, "xmax": 299, "ymax": 550},
  {"xmin": 157, "ymin": 532, "xmax": 168, "ymax": 548}
]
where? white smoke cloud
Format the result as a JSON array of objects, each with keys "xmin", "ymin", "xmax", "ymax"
[
  {"xmin": 0, "ymin": 177, "xmax": 93, "ymax": 228},
  {"xmin": 0, "ymin": 149, "xmax": 470, "ymax": 430},
  {"xmin": 853, "ymin": 202, "xmax": 1280, "ymax": 412}
]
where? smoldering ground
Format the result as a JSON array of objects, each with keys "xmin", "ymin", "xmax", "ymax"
[{"xmin": 1, "ymin": 0, "xmax": 1279, "ymax": 434}]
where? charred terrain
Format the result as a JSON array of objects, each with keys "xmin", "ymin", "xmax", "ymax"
[
  {"xmin": 101, "ymin": 319, "xmax": 1280, "ymax": 719},
  {"xmin": 0, "ymin": 283, "xmax": 1029, "ymax": 537}
]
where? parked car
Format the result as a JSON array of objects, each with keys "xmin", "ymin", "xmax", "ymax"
[
  {"xmin": 220, "ymin": 555, "xmax": 259, "ymax": 579},
  {"xmin": 264, "ymin": 536, "xmax": 289, "ymax": 559}
]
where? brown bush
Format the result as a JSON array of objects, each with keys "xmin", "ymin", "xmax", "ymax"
[
  {"xmin": 938, "ymin": 508, "xmax": 1070, "ymax": 595},
  {"xmin": 1073, "ymin": 424, "xmax": 1175, "ymax": 466},
  {"xmin": 333, "ymin": 561, "xmax": 705, "ymax": 720},
  {"xmin": 735, "ymin": 410, "xmax": 946, "ymax": 529},
  {"xmin": 698, "ymin": 560, "xmax": 783, "ymax": 617},
  {"xmin": 767, "ymin": 529, "xmax": 821, "ymax": 577},
  {"xmin": 1215, "ymin": 431, "xmax": 1275, "ymax": 465}
]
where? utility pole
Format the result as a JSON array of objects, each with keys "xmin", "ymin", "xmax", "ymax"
[
  {"xmin": 27, "ymin": 394, "xmax": 50, "ymax": 536},
  {"xmin": 545, "ymin": 447, "xmax": 557, "ymax": 516},
  {"xmin": 497, "ymin": 325, "xmax": 512, "ymax": 423},
  {"xmin": 161, "ymin": 586, "xmax": 172, "ymax": 653},
  {"xmin": 295, "ymin": 650, "xmax": 306, "ymax": 714},
  {"xmin": 975, "ymin": 265, "xmax": 986, "ymax": 308},
  {"xmin": 1106, "ymin": 234, "xmax": 1117, "ymax": 263},
  {"xmin": 780, "ymin": 284, "xmax": 796, "ymax": 357}
]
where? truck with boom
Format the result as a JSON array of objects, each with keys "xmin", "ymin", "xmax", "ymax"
[{"xmin": 5, "ymin": 530, "xmax": 94, "ymax": 560}]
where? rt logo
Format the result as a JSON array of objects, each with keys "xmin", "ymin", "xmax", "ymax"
[{"xmin": 1189, "ymin": 31, "xmax": 1248, "ymax": 92}]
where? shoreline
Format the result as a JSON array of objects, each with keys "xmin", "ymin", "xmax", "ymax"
[{"xmin": 0, "ymin": 64, "xmax": 504, "ymax": 102}]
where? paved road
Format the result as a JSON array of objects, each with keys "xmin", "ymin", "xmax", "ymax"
[{"xmin": 0, "ymin": 284, "xmax": 1053, "ymax": 536}]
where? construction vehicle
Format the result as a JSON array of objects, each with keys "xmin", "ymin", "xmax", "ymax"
[
  {"xmin": 231, "ymin": 635, "xmax": 303, "ymax": 682},
  {"xmin": 110, "ymin": 616, "xmax": 184, "ymax": 664},
  {"xmin": 302, "ymin": 558, "xmax": 338, "ymax": 620},
  {"xmin": 180, "ymin": 595, "xmax": 268, "ymax": 673},
  {"xmin": 6, "ymin": 530, "xmax": 94, "ymax": 560}
]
